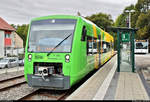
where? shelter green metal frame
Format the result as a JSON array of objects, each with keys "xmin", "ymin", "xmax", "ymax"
[{"xmin": 107, "ymin": 27, "xmax": 137, "ymax": 72}]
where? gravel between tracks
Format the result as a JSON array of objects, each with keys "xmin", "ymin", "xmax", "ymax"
[
  {"xmin": 0, "ymin": 77, "xmax": 26, "ymax": 90},
  {"xmin": 0, "ymin": 83, "xmax": 37, "ymax": 100},
  {"xmin": 23, "ymin": 90, "xmax": 66, "ymax": 100},
  {"xmin": 0, "ymin": 69, "xmax": 66, "ymax": 100},
  {"xmin": 0, "ymin": 70, "xmax": 24, "ymax": 81}
]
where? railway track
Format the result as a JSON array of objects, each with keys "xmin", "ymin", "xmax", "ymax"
[
  {"xmin": 0, "ymin": 74, "xmax": 24, "ymax": 82},
  {"xmin": 0, "ymin": 68, "xmax": 103, "ymax": 100},
  {"xmin": 0, "ymin": 56, "xmax": 108, "ymax": 100},
  {"xmin": 0, "ymin": 74, "xmax": 72, "ymax": 100},
  {"xmin": 19, "ymin": 89, "xmax": 69, "ymax": 100},
  {"xmin": 0, "ymin": 75, "xmax": 38, "ymax": 100},
  {"xmin": 0, "ymin": 75, "xmax": 26, "ymax": 91}
]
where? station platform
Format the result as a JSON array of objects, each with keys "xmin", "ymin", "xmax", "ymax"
[
  {"xmin": 114, "ymin": 72, "xmax": 149, "ymax": 100},
  {"xmin": 66, "ymin": 55, "xmax": 149, "ymax": 100}
]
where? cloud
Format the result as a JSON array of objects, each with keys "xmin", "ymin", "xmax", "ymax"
[{"xmin": 0, "ymin": 0, "xmax": 137, "ymax": 24}]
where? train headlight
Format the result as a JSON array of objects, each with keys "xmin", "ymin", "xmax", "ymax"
[
  {"xmin": 65, "ymin": 55, "xmax": 70, "ymax": 62},
  {"xmin": 28, "ymin": 54, "xmax": 32, "ymax": 61}
]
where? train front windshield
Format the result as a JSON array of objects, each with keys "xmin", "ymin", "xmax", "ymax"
[
  {"xmin": 135, "ymin": 42, "xmax": 148, "ymax": 49},
  {"xmin": 28, "ymin": 19, "xmax": 76, "ymax": 53}
]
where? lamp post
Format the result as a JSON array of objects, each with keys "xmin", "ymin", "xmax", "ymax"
[{"xmin": 125, "ymin": 10, "xmax": 135, "ymax": 28}]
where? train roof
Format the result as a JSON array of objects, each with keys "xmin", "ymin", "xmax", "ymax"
[{"xmin": 31, "ymin": 15, "xmax": 80, "ymax": 21}]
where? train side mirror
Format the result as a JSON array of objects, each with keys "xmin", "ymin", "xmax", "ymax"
[{"xmin": 81, "ymin": 26, "xmax": 87, "ymax": 41}]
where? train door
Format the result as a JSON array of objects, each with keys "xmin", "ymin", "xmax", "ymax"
[
  {"xmin": 86, "ymin": 35, "xmax": 94, "ymax": 71},
  {"xmin": 101, "ymin": 32, "xmax": 105, "ymax": 64},
  {"xmin": 80, "ymin": 26, "xmax": 87, "ymax": 72},
  {"xmin": 93, "ymin": 37, "xmax": 99, "ymax": 69},
  {"xmin": 98, "ymin": 35, "xmax": 101, "ymax": 66}
]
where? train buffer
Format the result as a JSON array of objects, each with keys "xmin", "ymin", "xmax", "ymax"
[{"xmin": 66, "ymin": 54, "xmax": 149, "ymax": 100}]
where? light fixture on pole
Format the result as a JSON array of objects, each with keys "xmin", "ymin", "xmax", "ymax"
[{"xmin": 125, "ymin": 10, "xmax": 135, "ymax": 28}]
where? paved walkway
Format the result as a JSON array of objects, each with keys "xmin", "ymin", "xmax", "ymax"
[{"xmin": 115, "ymin": 72, "xmax": 149, "ymax": 100}]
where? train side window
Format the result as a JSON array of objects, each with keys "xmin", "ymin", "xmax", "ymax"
[
  {"xmin": 107, "ymin": 42, "xmax": 110, "ymax": 51},
  {"xmin": 112, "ymin": 41, "xmax": 114, "ymax": 49},
  {"xmin": 93, "ymin": 38, "xmax": 98, "ymax": 54},
  {"xmin": 103, "ymin": 42, "xmax": 111, "ymax": 53},
  {"xmin": 81, "ymin": 26, "xmax": 87, "ymax": 41},
  {"xmin": 103, "ymin": 42, "xmax": 107, "ymax": 53},
  {"xmin": 87, "ymin": 36, "xmax": 93, "ymax": 55}
]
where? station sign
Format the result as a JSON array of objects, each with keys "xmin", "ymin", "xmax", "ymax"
[{"xmin": 121, "ymin": 33, "xmax": 130, "ymax": 42}]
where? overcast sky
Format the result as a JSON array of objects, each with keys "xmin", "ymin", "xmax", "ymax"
[{"xmin": 0, "ymin": 0, "xmax": 137, "ymax": 25}]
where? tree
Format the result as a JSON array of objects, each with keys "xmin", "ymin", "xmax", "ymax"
[
  {"xmin": 115, "ymin": 0, "xmax": 150, "ymax": 45},
  {"xmin": 136, "ymin": 10, "xmax": 150, "ymax": 39},
  {"xmin": 85, "ymin": 12, "xmax": 114, "ymax": 30},
  {"xmin": 115, "ymin": 14, "xmax": 127, "ymax": 27},
  {"xmin": 12, "ymin": 24, "xmax": 29, "ymax": 47},
  {"xmin": 115, "ymin": 4, "xmax": 136, "ymax": 28},
  {"xmin": 10, "ymin": 24, "xmax": 17, "ymax": 29},
  {"xmin": 135, "ymin": 0, "xmax": 150, "ymax": 13}
]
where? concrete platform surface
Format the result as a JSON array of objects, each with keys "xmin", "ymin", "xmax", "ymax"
[
  {"xmin": 66, "ymin": 53, "xmax": 149, "ymax": 100},
  {"xmin": 115, "ymin": 72, "xmax": 149, "ymax": 100},
  {"xmin": 66, "ymin": 55, "xmax": 117, "ymax": 100}
]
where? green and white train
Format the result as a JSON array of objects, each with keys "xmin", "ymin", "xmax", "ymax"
[{"xmin": 24, "ymin": 15, "xmax": 114, "ymax": 90}]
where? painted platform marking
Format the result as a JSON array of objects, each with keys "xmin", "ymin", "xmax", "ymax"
[{"xmin": 93, "ymin": 61, "xmax": 117, "ymax": 100}]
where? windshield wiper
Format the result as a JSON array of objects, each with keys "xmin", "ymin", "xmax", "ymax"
[{"xmin": 47, "ymin": 33, "xmax": 72, "ymax": 56}]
